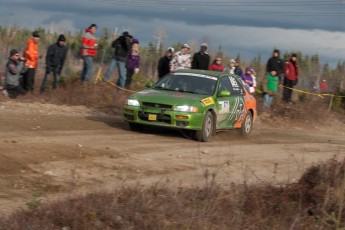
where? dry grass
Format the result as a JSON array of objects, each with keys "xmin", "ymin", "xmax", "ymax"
[{"xmin": 0, "ymin": 158, "xmax": 345, "ymax": 229}]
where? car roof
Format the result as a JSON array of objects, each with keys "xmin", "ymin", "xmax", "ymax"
[{"xmin": 174, "ymin": 69, "xmax": 237, "ymax": 79}]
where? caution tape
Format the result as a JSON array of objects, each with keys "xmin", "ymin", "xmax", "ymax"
[
  {"xmin": 94, "ymin": 69, "xmax": 139, "ymax": 93},
  {"xmin": 279, "ymin": 84, "xmax": 345, "ymax": 98}
]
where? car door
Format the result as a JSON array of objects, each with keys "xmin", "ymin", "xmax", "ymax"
[{"xmin": 215, "ymin": 75, "xmax": 246, "ymax": 129}]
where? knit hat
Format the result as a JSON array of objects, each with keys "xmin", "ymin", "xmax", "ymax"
[
  {"xmin": 89, "ymin": 24, "xmax": 97, "ymax": 29},
  {"xmin": 123, "ymin": 31, "xmax": 129, "ymax": 37},
  {"xmin": 32, "ymin": 31, "xmax": 40, "ymax": 38},
  {"xmin": 132, "ymin": 38, "xmax": 139, "ymax": 44},
  {"xmin": 273, "ymin": 49, "xmax": 280, "ymax": 54},
  {"xmin": 229, "ymin": 59, "xmax": 236, "ymax": 63},
  {"xmin": 182, "ymin": 43, "xmax": 190, "ymax": 49},
  {"xmin": 57, "ymin": 34, "xmax": 66, "ymax": 42},
  {"xmin": 201, "ymin": 43, "xmax": 208, "ymax": 47},
  {"xmin": 9, "ymin": 49, "xmax": 19, "ymax": 57},
  {"xmin": 245, "ymin": 67, "xmax": 253, "ymax": 72},
  {"xmin": 167, "ymin": 47, "xmax": 174, "ymax": 53}
]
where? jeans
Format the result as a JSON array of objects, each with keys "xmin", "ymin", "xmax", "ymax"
[
  {"xmin": 104, "ymin": 58, "xmax": 127, "ymax": 88},
  {"xmin": 40, "ymin": 66, "xmax": 60, "ymax": 92},
  {"xmin": 80, "ymin": 56, "xmax": 94, "ymax": 82},
  {"xmin": 263, "ymin": 93, "xmax": 273, "ymax": 107}
]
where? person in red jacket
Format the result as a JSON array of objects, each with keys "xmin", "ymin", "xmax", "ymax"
[
  {"xmin": 22, "ymin": 31, "xmax": 42, "ymax": 92},
  {"xmin": 283, "ymin": 53, "xmax": 299, "ymax": 103},
  {"xmin": 209, "ymin": 58, "xmax": 224, "ymax": 72},
  {"xmin": 80, "ymin": 24, "xmax": 97, "ymax": 82}
]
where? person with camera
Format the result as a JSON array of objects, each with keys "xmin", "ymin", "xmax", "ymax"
[
  {"xmin": 40, "ymin": 34, "xmax": 68, "ymax": 93},
  {"xmin": 5, "ymin": 49, "xmax": 27, "ymax": 98}
]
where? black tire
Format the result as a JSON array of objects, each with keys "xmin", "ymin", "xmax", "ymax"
[
  {"xmin": 239, "ymin": 111, "xmax": 253, "ymax": 137},
  {"xmin": 128, "ymin": 123, "xmax": 144, "ymax": 132},
  {"xmin": 195, "ymin": 111, "xmax": 214, "ymax": 142}
]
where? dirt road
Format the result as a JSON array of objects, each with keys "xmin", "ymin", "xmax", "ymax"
[{"xmin": 0, "ymin": 100, "xmax": 344, "ymax": 216}]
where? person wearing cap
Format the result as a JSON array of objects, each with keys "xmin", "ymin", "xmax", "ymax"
[
  {"xmin": 80, "ymin": 24, "xmax": 98, "ymax": 82},
  {"xmin": 234, "ymin": 59, "xmax": 243, "ymax": 76},
  {"xmin": 125, "ymin": 38, "xmax": 140, "ymax": 89},
  {"xmin": 209, "ymin": 57, "xmax": 224, "ymax": 72},
  {"xmin": 283, "ymin": 53, "xmax": 299, "ymax": 103},
  {"xmin": 104, "ymin": 31, "xmax": 131, "ymax": 88},
  {"xmin": 40, "ymin": 34, "xmax": 68, "ymax": 93},
  {"xmin": 22, "ymin": 30, "xmax": 42, "ymax": 92},
  {"xmin": 191, "ymin": 43, "xmax": 210, "ymax": 70},
  {"xmin": 224, "ymin": 58, "xmax": 236, "ymax": 74},
  {"xmin": 5, "ymin": 49, "xmax": 27, "ymax": 98},
  {"xmin": 266, "ymin": 49, "xmax": 284, "ymax": 82},
  {"xmin": 170, "ymin": 43, "xmax": 192, "ymax": 72},
  {"xmin": 157, "ymin": 47, "xmax": 174, "ymax": 79}
]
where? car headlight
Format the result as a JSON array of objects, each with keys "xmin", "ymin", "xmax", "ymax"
[
  {"xmin": 126, "ymin": 99, "xmax": 140, "ymax": 106},
  {"xmin": 174, "ymin": 105, "xmax": 199, "ymax": 112}
]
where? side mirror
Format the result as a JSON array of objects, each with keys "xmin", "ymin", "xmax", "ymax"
[
  {"xmin": 220, "ymin": 90, "xmax": 231, "ymax": 97},
  {"xmin": 145, "ymin": 82, "xmax": 154, "ymax": 88}
]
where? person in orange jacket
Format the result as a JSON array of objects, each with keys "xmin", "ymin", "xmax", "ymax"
[
  {"xmin": 80, "ymin": 24, "xmax": 98, "ymax": 82},
  {"xmin": 22, "ymin": 31, "xmax": 42, "ymax": 92}
]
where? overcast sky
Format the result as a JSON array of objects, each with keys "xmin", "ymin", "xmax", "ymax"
[{"xmin": 1, "ymin": 0, "xmax": 345, "ymax": 67}]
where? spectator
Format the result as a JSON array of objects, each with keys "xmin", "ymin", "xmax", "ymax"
[
  {"xmin": 170, "ymin": 43, "xmax": 192, "ymax": 72},
  {"xmin": 104, "ymin": 31, "xmax": 131, "ymax": 88},
  {"xmin": 125, "ymin": 38, "xmax": 140, "ymax": 89},
  {"xmin": 224, "ymin": 58, "xmax": 236, "ymax": 74},
  {"xmin": 266, "ymin": 49, "xmax": 284, "ymax": 82},
  {"xmin": 209, "ymin": 58, "xmax": 224, "ymax": 72},
  {"xmin": 80, "ymin": 24, "xmax": 98, "ymax": 82},
  {"xmin": 234, "ymin": 59, "xmax": 243, "ymax": 76},
  {"xmin": 283, "ymin": 53, "xmax": 299, "ymax": 103},
  {"xmin": 191, "ymin": 43, "xmax": 210, "ymax": 70},
  {"xmin": 262, "ymin": 70, "xmax": 279, "ymax": 108},
  {"xmin": 157, "ymin": 47, "xmax": 174, "ymax": 79},
  {"xmin": 241, "ymin": 67, "xmax": 254, "ymax": 93},
  {"xmin": 5, "ymin": 49, "xmax": 27, "ymax": 98},
  {"xmin": 40, "ymin": 34, "xmax": 68, "ymax": 93},
  {"xmin": 22, "ymin": 31, "xmax": 41, "ymax": 92}
]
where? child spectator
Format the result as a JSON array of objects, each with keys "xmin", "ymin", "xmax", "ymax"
[
  {"xmin": 209, "ymin": 58, "xmax": 224, "ymax": 72},
  {"xmin": 241, "ymin": 67, "xmax": 254, "ymax": 93},
  {"xmin": 262, "ymin": 70, "xmax": 279, "ymax": 108}
]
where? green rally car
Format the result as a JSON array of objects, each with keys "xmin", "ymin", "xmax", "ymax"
[{"xmin": 123, "ymin": 69, "xmax": 257, "ymax": 142}]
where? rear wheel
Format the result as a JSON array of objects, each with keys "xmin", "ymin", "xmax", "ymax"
[
  {"xmin": 239, "ymin": 112, "xmax": 252, "ymax": 137},
  {"xmin": 195, "ymin": 111, "xmax": 214, "ymax": 142}
]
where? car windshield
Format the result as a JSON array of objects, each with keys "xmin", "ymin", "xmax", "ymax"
[{"xmin": 154, "ymin": 73, "xmax": 218, "ymax": 95}]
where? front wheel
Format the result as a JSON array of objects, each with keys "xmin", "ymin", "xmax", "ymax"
[
  {"xmin": 195, "ymin": 111, "xmax": 214, "ymax": 142},
  {"xmin": 239, "ymin": 111, "xmax": 253, "ymax": 137}
]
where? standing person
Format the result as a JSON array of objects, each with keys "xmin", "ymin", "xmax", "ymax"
[
  {"xmin": 209, "ymin": 58, "xmax": 224, "ymax": 72},
  {"xmin": 5, "ymin": 49, "xmax": 27, "ymax": 98},
  {"xmin": 266, "ymin": 49, "xmax": 284, "ymax": 82},
  {"xmin": 170, "ymin": 43, "xmax": 192, "ymax": 72},
  {"xmin": 234, "ymin": 59, "xmax": 243, "ymax": 76},
  {"xmin": 125, "ymin": 38, "xmax": 140, "ymax": 89},
  {"xmin": 103, "ymin": 31, "xmax": 131, "ymax": 88},
  {"xmin": 40, "ymin": 34, "xmax": 68, "ymax": 93},
  {"xmin": 283, "ymin": 53, "xmax": 299, "ymax": 103},
  {"xmin": 224, "ymin": 58, "xmax": 236, "ymax": 74},
  {"xmin": 80, "ymin": 24, "xmax": 97, "ymax": 82},
  {"xmin": 157, "ymin": 47, "xmax": 174, "ymax": 79},
  {"xmin": 241, "ymin": 67, "xmax": 254, "ymax": 93},
  {"xmin": 22, "ymin": 31, "xmax": 41, "ymax": 92},
  {"xmin": 262, "ymin": 70, "xmax": 279, "ymax": 108},
  {"xmin": 191, "ymin": 43, "xmax": 210, "ymax": 70}
]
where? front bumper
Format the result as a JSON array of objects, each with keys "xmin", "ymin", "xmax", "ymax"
[{"xmin": 123, "ymin": 105, "xmax": 205, "ymax": 130}]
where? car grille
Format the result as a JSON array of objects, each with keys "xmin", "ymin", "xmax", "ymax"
[{"xmin": 142, "ymin": 102, "xmax": 173, "ymax": 109}]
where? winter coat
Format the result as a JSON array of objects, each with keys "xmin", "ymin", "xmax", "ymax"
[
  {"xmin": 284, "ymin": 60, "xmax": 298, "ymax": 81},
  {"xmin": 234, "ymin": 66, "xmax": 243, "ymax": 76},
  {"xmin": 46, "ymin": 42, "xmax": 68, "ymax": 71},
  {"xmin": 158, "ymin": 55, "xmax": 172, "ymax": 79},
  {"xmin": 266, "ymin": 56, "xmax": 284, "ymax": 76},
  {"xmin": 5, "ymin": 58, "xmax": 27, "ymax": 87},
  {"xmin": 170, "ymin": 50, "xmax": 191, "ymax": 72},
  {"xmin": 112, "ymin": 36, "xmax": 131, "ymax": 62},
  {"xmin": 192, "ymin": 52, "xmax": 210, "ymax": 70},
  {"xmin": 209, "ymin": 64, "xmax": 224, "ymax": 72},
  {"xmin": 23, "ymin": 38, "xmax": 39, "ymax": 68},
  {"xmin": 81, "ymin": 28, "xmax": 97, "ymax": 57},
  {"xmin": 127, "ymin": 53, "xmax": 140, "ymax": 70},
  {"xmin": 241, "ymin": 73, "xmax": 254, "ymax": 87}
]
